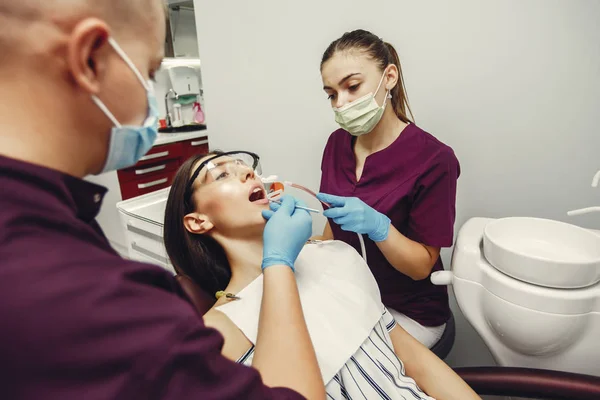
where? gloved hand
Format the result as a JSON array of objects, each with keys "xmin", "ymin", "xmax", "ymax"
[
  {"xmin": 261, "ymin": 195, "xmax": 313, "ymax": 271},
  {"xmin": 317, "ymin": 193, "xmax": 391, "ymax": 242}
]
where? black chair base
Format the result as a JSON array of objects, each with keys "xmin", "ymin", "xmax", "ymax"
[{"xmin": 430, "ymin": 312, "xmax": 455, "ymax": 359}]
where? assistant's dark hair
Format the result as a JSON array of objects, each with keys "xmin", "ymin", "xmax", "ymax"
[
  {"xmin": 321, "ymin": 29, "xmax": 414, "ymax": 124},
  {"xmin": 163, "ymin": 151, "xmax": 230, "ymax": 297}
]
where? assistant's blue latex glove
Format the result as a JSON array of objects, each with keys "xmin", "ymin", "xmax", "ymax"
[
  {"xmin": 261, "ymin": 195, "xmax": 313, "ymax": 271},
  {"xmin": 317, "ymin": 193, "xmax": 391, "ymax": 242}
]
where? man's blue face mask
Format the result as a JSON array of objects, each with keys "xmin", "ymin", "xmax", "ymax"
[{"xmin": 92, "ymin": 37, "xmax": 159, "ymax": 174}]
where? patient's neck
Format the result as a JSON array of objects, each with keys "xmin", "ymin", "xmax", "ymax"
[{"xmin": 219, "ymin": 235, "xmax": 264, "ymax": 295}]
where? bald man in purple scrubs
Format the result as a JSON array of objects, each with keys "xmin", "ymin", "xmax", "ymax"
[
  {"xmin": 317, "ymin": 30, "xmax": 460, "ymax": 349},
  {"xmin": 0, "ymin": 1, "xmax": 324, "ymax": 399}
]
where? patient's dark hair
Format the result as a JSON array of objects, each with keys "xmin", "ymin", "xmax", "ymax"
[{"xmin": 163, "ymin": 151, "xmax": 231, "ymax": 297}]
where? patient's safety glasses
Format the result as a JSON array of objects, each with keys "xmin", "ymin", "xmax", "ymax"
[{"xmin": 185, "ymin": 151, "xmax": 262, "ymax": 200}]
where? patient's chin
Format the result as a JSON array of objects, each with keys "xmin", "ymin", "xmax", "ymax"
[
  {"xmin": 256, "ymin": 210, "xmax": 269, "ymax": 225},
  {"xmin": 236, "ymin": 211, "xmax": 268, "ymax": 233},
  {"xmin": 214, "ymin": 207, "xmax": 269, "ymax": 237}
]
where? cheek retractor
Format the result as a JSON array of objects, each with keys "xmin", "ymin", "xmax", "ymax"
[
  {"xmin": 259, "ymin": 176, "xmax": 321, "ymax": 214},
  {"xmin": 261, "ymin": 178, "xmax": 331, "ymax": 210}
]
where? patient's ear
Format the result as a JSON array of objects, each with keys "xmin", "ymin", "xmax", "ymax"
[{"xmin": 184, "ymin": 213, "xmax": 214, "ymax": 234}]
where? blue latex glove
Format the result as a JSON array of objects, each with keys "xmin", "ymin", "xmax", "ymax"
[
  {"xmin": 261, "ymin": 195, "xmax": 313, "ymax": 271},
  {"xmin": 317, "ymin": 193, "xmax": 391, "ymax": 242}
]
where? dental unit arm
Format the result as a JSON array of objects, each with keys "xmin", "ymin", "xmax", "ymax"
[
  {"xmin": 260, "ymin": 175, "xmax": 368, "ymax": 263},
  {"xmin": 567, "ymin": 170, "xmax": 600, "ymax": 217}
]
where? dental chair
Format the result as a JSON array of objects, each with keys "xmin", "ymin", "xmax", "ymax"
[
  {"xmin": 454, "ymin": 367, "xmax": 600, "ymax": 399},
  {"xmin": 430, "ymin": 311, "xmax": 455, "ymax": 360},
  {"xmin": 175, "ymin": 274, "xmax": 215, "ymax": 315},
  {"xmin": 175, "ymin": 274, "xmax": 600, "ymax": 399}
]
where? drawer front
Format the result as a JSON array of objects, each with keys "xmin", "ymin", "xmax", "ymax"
[
  {"xmin": 134, "ymin": 142, "xmax": 183, "ymax": 167},
  {"xmin": 123, "ymin": 216, "xmax": 164, "ymax": 240},
  {"xmin": 123, "ymin": 218, "xmax": 175, "ymax": 274},
  {"xmin": 117, "ymin": 158, "xmax": 179, "ymax": 183},
  {"xmin": 182, "ymin": 137, "xmax": 210, "ymax": 162},
  {"xmin": 129, "ymin": 247, "xmax": 176, "ymax": 275},
  {"xmin": 120, "ymin": 171, "xmax": 175, "ymax": 200}
]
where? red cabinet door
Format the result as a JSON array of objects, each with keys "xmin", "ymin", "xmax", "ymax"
[
  {"xmin": 119, "ymin": 171, "xmax": 175, "ymax": 200},
  {"xmin": 117, "ymin": 137, "xmax": 210, "ymax": 200},
  {"xmin": 117, "ymin": 159, "xmax": 179, "ymax": 183},
  {"xmin": 182, "ymin": 137, "xmax": 210, "ymax": 161},
  {"xmin": 134, "ymin": 142, "xmax": 183, "ymax": 167}
]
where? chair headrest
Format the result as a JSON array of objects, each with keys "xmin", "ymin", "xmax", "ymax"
[{"xmin": 175, "ymin": 275, "xmax": 216, "ymax": 315}]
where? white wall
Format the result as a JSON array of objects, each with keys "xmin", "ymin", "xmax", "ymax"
[{"xmin": 194, "ymin": 0, "xmax": 600, "ymax": 368}]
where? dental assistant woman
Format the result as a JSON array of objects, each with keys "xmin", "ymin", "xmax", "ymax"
[{"xmin": 317, "ymin": 30, "xmax": 460, "ymax": 348}]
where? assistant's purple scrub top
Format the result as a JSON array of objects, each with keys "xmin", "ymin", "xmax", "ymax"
[
  {"xmin": 320, "ymin": 124, "xmax": 460, "ymax": 327},
  {"xmin": 0, "ymin": 155, "xmax": 303, "ymax": 400}
]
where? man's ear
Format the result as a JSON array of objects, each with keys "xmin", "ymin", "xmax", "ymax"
[
  {"xmin": 183, "ymin": 213, "xmax": 214, "ymax": 235},
  {"xmin": 66, "ymin": 18, "xmax": 110, "ymax": 94}
]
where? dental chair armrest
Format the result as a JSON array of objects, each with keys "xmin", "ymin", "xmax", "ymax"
[
  {"xmin": 454, "ymin": 367, "xmax": 600, "ymax": 400},
  {"xmin": 175, "ymin": 275, "xmax": 216, "ymax": 316}
]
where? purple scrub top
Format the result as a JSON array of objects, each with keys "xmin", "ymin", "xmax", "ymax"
[
  {"xmin": 0, "ymin": 155, "xmax": 303, "ymax": 400},
  {"xmin": 320, "ymin": 124, "xmax": 460, "ymax": 327}
]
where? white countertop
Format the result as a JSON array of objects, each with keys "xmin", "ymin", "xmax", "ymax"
[{"xmin": 155, "ymin": 130, "xmax": 208, "ymax": 146}]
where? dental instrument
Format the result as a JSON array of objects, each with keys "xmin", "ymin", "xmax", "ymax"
[
  {"xmin": 592, "ymin": 170, "xmax": 600, "ymax": 188},
  {"xmin": 568, "ymin": 206, "xmax": 600, "ymax": 217},
  {"xmin": 260, "ymin": 175, "xmax": 367, "ymax": 263},
  {"xmin": 268, "ymin": 199, "xmax": 321, "ymax": 214},
  {"xmin": 567, "ymin": 169, "xmax": 600, "ymax": 217},
  {"xmin": 268, "ymin": 181, "xmax": 332, "ymax": 209}
]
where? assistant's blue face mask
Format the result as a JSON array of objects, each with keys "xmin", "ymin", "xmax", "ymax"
[{"xmin": 92, "ymin": 37, "xmax": 159, "ymax": 174}]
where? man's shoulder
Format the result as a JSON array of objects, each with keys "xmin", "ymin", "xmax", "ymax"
[{"xmin": 0, "ymin": 214, "xmax": 196, "ymax": 350}]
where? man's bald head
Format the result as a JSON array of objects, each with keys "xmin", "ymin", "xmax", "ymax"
[
  {"xmin": 0, "ymin": 0, "xmax": 165, "ymax": 57},
  {"xmin": 0, "ymin": 0, "xmax": 167, "ymax": 177}
]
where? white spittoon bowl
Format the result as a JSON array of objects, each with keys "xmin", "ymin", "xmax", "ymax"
[{"xmin": 483, "ymin": 217, "xmax": 600, "ymax": 289}]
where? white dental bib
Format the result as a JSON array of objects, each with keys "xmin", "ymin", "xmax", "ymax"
[{"xmin": 216, "ymin": 240, "xmax": 384, "ymax": 383}]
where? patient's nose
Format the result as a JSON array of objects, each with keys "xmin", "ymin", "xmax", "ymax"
[{"xmin": 240, "ymin": 165, "xmax": 255, "ymax": 182}]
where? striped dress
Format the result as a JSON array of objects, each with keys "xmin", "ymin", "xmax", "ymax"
[
  {"xmin": 238, "ymin": 308, "xmax": 434, "ymax": 399},
  {"xmin": 217, "ymin": 241, "xmax": 435, "ymax": 399}
]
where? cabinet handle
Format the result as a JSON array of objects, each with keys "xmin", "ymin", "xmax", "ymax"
[
  {"xmin": 138, "ymin": 178, "xmax": 168, "ymax": 189},
  {"xmin": 127, "ymin": 223, "xmax": 163, "ymax": 241},
  {"xmin": 131, "ymin": 242, "xmax": 169, "ymax": 265},
  {"xmin": 140, "ymin": 151, "xmax": 169, "ymax": 161},
  {"xmin": 135, "ymin": 164, "xmax": 167, "ymax": 175},
  {"xmin": 191, "ymin": 140, "xmax": 209, "ymax": 147}
]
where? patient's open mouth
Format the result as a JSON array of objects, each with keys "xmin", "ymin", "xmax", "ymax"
[{"xmin": 249, "ymin": 186, "xmax": 267, "ymax": 203}]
